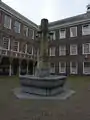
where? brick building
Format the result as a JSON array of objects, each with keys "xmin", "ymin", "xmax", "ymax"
[{"xmin": 0, "ymin": 1, "xmax": 90, "ymax": 75}]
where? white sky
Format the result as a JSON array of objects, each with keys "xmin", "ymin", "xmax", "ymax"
[{"xmin": 2, "ymin": 0, "xmax": 90, "ymax": 24}]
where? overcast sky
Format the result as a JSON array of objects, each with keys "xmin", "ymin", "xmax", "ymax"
[{"xmin": 2, "ymin": 0, "xmax": 90, "ymax": 24}]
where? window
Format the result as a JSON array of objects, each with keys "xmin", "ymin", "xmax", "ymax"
[
  {"xmin": 23, "ymin": 25, "xmax": 28, "ymax": 37},
  {"xmin": 3, "ymin": 37, "xmax": 10, "ymax": 50},
  {"xmin": 32, "ymin": 30, "xmax": 34, "ymax": 39},
  {"xmin": 59, "ymin": 29, "xmax": 66, "ymax": 39},
  {"xmin": 14, "ymin": 21, "xmax": 21, "ymax": 33},
  {"xmin": 49, "ymin": 47, "xmax": 55, "ymax": 56},
  {"xmin": 83, "ymin": 62, "xmax": 90, "ymax": 74},
  {"xmin": 50, "ymin": 63, "xmax": 55, "ymax": 73},
  {"xmin": 70, "ymin": 26, "xmax": 77, "ymax": 37},
  {"xmin": 70, "ymin": 62, "xmax": 78, "ymax": 74},
  {"xmin": 49, "ymin": 31, "xmax": 56, "ymax": 40},
  {"xmin": 59, "ymin": 45, "xmax": 66, "ymax": 56},
  {"xmin": 70, "ymin": 44, "xmax": 77, "ymax": 55},
  {"xmin": 13, "ymin": 41, "xmax": 19, "ymax": 52},
  {"xmin": 4, "ymin": 15, "xmax": 12, "ymax": 29},
  {"xmin": 82, "ymin": 24, "xmax": 90, "ymax": 35},
  {"xmin": 27, "ymin": 46, "xmax": 33, "ymax": 55},
  {"xmin": 59, "ymin": 62, "xmax": 66, "ymax": 73},
  {"xmin": 22, "ymin": 44, "xmax": 27, "ymax": 53},
  {"xmin": 82, "ymin": 43, "xmax": 90, "ymax": 54}
]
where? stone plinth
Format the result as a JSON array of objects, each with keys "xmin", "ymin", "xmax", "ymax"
[{"xmin": 20, "ymin": 75, "xmax": 66, "ymax": 96}]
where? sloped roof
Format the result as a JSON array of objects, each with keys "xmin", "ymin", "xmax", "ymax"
[
  {"xmin": 49, "ymin": 12, "xmax": 90, "ymax": 27},
  {"xmin": 0, "ymin": 1, "xmax": 38, "ymax": 29}
]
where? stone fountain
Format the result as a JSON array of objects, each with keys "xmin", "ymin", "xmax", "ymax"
[
  {"xmin": 14, "ymin": 19, "xmax": 75, "ymax": 99},
  {"xmin": 19, "ymin": 18, "xmax": 66, "ymax": 96}
]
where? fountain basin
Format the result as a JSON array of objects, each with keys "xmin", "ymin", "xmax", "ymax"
[{"xmin": 19, "ymin": 75, "xmax": 67, "ymax": 96}]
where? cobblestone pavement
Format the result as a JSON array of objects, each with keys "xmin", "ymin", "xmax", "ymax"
[{"xmin": 0, "ymin": 76, "xmax": 90, "ymax": 120}]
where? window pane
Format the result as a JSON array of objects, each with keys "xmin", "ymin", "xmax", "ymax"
[
  {"xmin": 4, "ymin": 15, "xmax": 11, "ymax": 29},
  {"xmin": 59, "ymin": 46, "xmax": 66, "ymax": 56},
  {"xmin": 13, "ymin": 41, "xmax": 19, "ymax": 51},
  {"xmin": 59, "ymin": 29, "xmax": 66, "ymax": 39},
  {"xmin": 14, "ymin": 21, "xmax": 20, "ymax": 33},
  {"xmin": 70, "ymin": 27, "xmax": 77, "ymax": 37},
  {"xmin": 3, "ymin": 37, "xmax": 9, "ymax": 49},
  {"xmin": 23, "ymin": 25, "xmax": 28, "ymax": 37},
  {"xmin": 82, "ymin": 24, "xmax": 90, "ymax": 35},
  {"xmin": 70, "ymin": 44, "xmax": 77, "ymax": 55},
  {"xmin": 50, "ymin": 47, "xmax": 55, "ymax": 56},
  {"xmin": 84, "ymin": 62, "xmax": 90, "ymax": 67},
  {"xmin": 83, "ymin": 43, "xmax": 90, "ymax": 54}
]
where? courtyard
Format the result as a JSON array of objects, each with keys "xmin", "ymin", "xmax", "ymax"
[{"xmin": 0, "ymin": 76, "xmax": 90, "ymax": 120}]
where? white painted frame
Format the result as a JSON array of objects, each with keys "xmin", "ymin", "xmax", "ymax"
[
  {"xmin": 59, "ymin": 62, "xmax": 66, "ymax": 73},
  {"xmin": 59, "ymin": 29, "xmax": 66, "ymax": 39},
  {"xmin": 70, "ymin": 44, "xmax": 77, "ymax": 55},
  {"xmin": 70, "ymin": 26, "xmax": 77, "ymax": 37},
  {"xmin": 70, "ymin": 62, "xmax": 78, "ymax": 74}
]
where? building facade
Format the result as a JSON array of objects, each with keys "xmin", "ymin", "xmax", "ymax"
[
  {"xmin": 0, "ymin": 1, "xmax": 38, "ymax": 76},
  {"xmin": 0, "ymin": 1, "xmax": 90, "ymax": 75},
  {"xmin": 48, "ymin": 5, "xmax": 90, "ymax": 75}
]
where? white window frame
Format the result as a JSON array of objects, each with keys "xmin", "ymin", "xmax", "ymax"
[
  {"xmin": 59, "ymin": 29, "xmax": 66, "ymax": 39},
  {"xmin": 50, "ymin": 63, "xmax": 55, "ymax": 73},
  {"xmin": 4, "ymin": 15, "xmax": 12, "ymax": 29},
  {"xmin": 70, "ymin": 44, "xmax": 77, "ymax": 55},
  {"xmin": 27, "ymin": 46, "xmax": 33, "ymax": 55},
  {"xmin": 32, "ymin": 30, "xmax": 34, "ymax": 40},
  {"xmin": 13, "ymin": 41, "xmax": 19, "ymax": 52},
  {"xmin": 59, "ymin": 62, "xmax": 66, "ymax": 73},
  {"xmin": 25, "ymin": 44, "xmax": 27, "ymax": 54},
  {"xmin": 14, "ymin": 21, "xmax": 21, "ymax": 33},
  {"xmin": 82, "ymin": 24, "xmax": 90, "ymax": 35},
  {"xmin": 83, "ymin": 62, "xmax": 90, "ymax": 74},
  {"xmin": 70, "ymin": 26, "xmax": 77, "ymax": 37},
  {"xmin": 3, "ymin": 37, "xmax": 10, "ymax": 50},
  {"xmin": 23, "ymin": 25, "xmax": 28, "ymax": 37},
  {"xmin": 70, "ymin": 62, "xmax": 78, "ymax": 74},
  {"xmin": 49, "ymin": 47, "xmax": 55, "ymax": 56},
  {"xmin": 50, "ymin": 31, "xmax": 56, "ymax": 40},
  {"xmin": 59, "ymin": 45, "xmax": 66, "ymax": 56},
  {"xmin": 82, "ymin": 43, "xmax": 90, "ymax": 54}
]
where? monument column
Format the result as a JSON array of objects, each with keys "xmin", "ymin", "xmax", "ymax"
[
  {"xmin": 19, "ymin": 59, "xmax": 22, "ymax": 76},
  {"xmin": 9, "ymin": 58, "xmax": 13, "ymax": 76}
]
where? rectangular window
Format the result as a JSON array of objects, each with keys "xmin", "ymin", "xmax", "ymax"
[
  {"xmin": 49, "ymin": 47, "xmax": 55, "ymax": 56},
  {"xmin": 4, "ymin": 15, "xmax": 12, "ymax": 29},
  {"xmin": 59, "ymin": 62, "xmax": 66, "ymax": 73},
  {"xmin": 59, "ymin": 46, "xmax": 66, "ymax": 56},
  {"xmin": 13, "ymin": 41, "xmax": 19, "ymax": 52},
  {"xmin": 70, "ymin": 44, "xmax": 77, "ymax": 55},
  {"xmin": 82, "ymin": 24, "xmax": 90, "ymax": 35},
  {"xmin": 14, "ymin": 21, "xmax": 21, "ymax": 33},
  {"xmin": 23, "ymin": 25, "xmax": 28, "ymax": 37},
  {"xmin": 50, "ymin": 63, "xmax": 55, "ymax": 73},
  {"xmin": 83, "ymin": 62, "xmax": 90, "ymax": 74},
  {"xmin": 49, "ymin": 31, "xmax": 56, "ymax": 40},
  {"xmin": 27, "ymin": 46, "xmax": 33, "ymax": 55},
  {"xmin": 82, "ymin": 43, "xmax": 90, "ymax": 54},
  {"xmin": 70, "ymin": 26, "xmax": 77, "ymax": 37},
  {"xmin": 59, "ymin": 29, "xmax": 66, "ymax": 39},
  {"xmin": 32, "ymin": 30, "xmax": 34, "ymax": 39},
  {"xmin": 3, "ymin": 37, "xmax": 10, "ymax": 50},
  {"xmin": 70, "ymin": 62, "xmax": 78, "ymax": 74},
  {"xmin": 22, "ymin": 44, "xmax": 26, "ymax": 53}
]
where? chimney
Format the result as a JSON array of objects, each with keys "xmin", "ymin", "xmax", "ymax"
[{"xmin": 87, "ymin": 4, "xmax": 90, "ymax": 12}]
